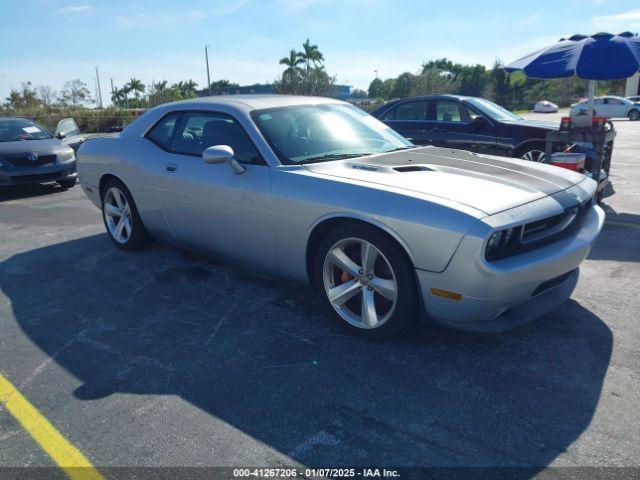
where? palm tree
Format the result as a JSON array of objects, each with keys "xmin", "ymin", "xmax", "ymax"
[
  {"xmin": 111, "ymin": 88, "xmax": 127, "ymax": 107},
  {"xmin": 279, "ymin": 49, "xmax": 304, "ymax": 78},
  {"xmin": 182, "ymin": 79, "xmax": 198, "ymax": 98},
  {"xmin": 298, "ymin": 39, "xmax": 324, "ymax": 73},
  {"xmin": 126, "ymin": 78, "xmax": 145, "ymax": 101},
  {"xmin": 153, "ymin": 80, "xmax": 168, "ymax": 93}
]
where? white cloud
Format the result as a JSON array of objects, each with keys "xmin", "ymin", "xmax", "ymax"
[
  {"xmin": 522, "ymin": 13, "xmax": 541, "ymax": 24},
  {"xmin": 117, "ymin": 0, "xmax": 250, "ymax": 27},
  {"xmin": 55, "ymin": 5, "xmax": 90, "ymax": 14},
  {"xmin": 593, "ymin": 9, "xmax": 640, "ymax": 29}
]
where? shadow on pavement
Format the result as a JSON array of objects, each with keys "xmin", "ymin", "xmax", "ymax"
[
  {"xmin": 1, "ymin": 234, "xmax": 612, "ymax": 473},
  {"xmin": 0, "ymin": 183, "xmax": 72, "ymax": 202}
]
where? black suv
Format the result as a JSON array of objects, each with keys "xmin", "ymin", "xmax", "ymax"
[{"xmin": 372, "ymin": 95, "xmax": 558, "ymax": 162}]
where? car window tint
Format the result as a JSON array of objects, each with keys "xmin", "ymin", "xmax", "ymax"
[
  {"xmin": 146, "ymin": 113, "xmax": 179, "ymax": 150},
  {"xmin": 435, "ymin": 100, "xmax": 470, "ymax": 122},
  {"xmin": 171, "ymin": 112, "xmax": 261, "ymax": 164},
  {"xmin": 392, "ymin": 101, "xmax": 428, "ymax": 120}
]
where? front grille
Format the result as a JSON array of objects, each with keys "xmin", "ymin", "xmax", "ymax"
[
  {"xmin": 6, "ymin": 154, "xmax": 57, "ymax": 167},
  {"xmin": 11, "ymin": 172, "xmax": 61, "ymax": 183},
  {"xmin": 486, "ymin": 197, "xmax": 593, "ymax": 262}
]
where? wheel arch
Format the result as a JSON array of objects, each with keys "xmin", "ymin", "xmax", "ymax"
[
  {"xmin": 305, "ymin": 214, "xmax": 416, "ymax": 289},
  {"xmin": 99, "ymin": 173, "xmax": 124, "ymax": 198}
]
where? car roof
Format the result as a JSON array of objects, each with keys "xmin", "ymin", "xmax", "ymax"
[{"xmin": 157, "ymin": 94, "xmax": 343, "ymax": 110}]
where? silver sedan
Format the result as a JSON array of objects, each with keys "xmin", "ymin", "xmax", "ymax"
[{"xmin": 78, "ymin": 95, "xmax": 604, "ymax": 338}]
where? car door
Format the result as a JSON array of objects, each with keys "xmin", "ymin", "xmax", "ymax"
[
  {"xmin": 154, "ymin": 110, "xmax": 276, "ymax": 271},
  {"xmin": 379, "ymin": 100, "xmax": 432, "ymax": 145},
  {"xmin": 428, "ymin": 99, "xmax": 497, "ymax": 153},
  {"xmin": 604, "ymin": 98, "xmax": 627, "ymax": 118}
]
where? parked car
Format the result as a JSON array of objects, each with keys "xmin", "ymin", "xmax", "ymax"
[
  {"xmin": 78, "ymin": 95, "xmax": 604, "ymax": 338},
  {"xmin": 54, "ymin": 117, "xmax": 116, "ymax": 152},
  {"xmin": 0, "ymin": 117, "xmax": 78, "ymax": 188},
  {"xmin": 372, "ymin": 95, "xmax": 558, "ymax": 163},
  {"xmin": 571, "ymin": 95, "xmax": 640, "ymax": 120},
  {"xmin": 534, "ymin": 100, "xmax": 559, "ymax": 113},
  {"xmin": 626, "ymin": 95, "xmax": 640, "ymax": 103}
]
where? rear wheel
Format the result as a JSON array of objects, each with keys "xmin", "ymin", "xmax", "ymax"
[
  {"xmin": 314, "ymin": 224, "xmax": 417, "ymax": 339},
  {"xmin": 628, "ymin": 109, "xmax": 640, "ymax": 121},
  {"xmin": 101, "ymin": 179, "xmax": 151, "ymax": 250}
]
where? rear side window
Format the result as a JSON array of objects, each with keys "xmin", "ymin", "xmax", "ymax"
[
  {"xmin": 386, "ymin": 101, "xmax": 428, "ymax": 121},
  {"xmin": 146, "ymin": 113, "xmax": 179, "ymax": 150}
]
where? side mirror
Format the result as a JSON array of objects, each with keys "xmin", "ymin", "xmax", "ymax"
[
  {"xmin": 472, "ymin": 116, "xmax": 487, "ymax": 127},
  {"xmin": 56, "ymin": 131, "xmax": 66, "ymax": 139},
  {"xmin": 202, "ymin": 145, "xmax": 246, "ymax": 174}
]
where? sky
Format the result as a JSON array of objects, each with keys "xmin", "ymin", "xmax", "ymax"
[{"xmin": 1, "ymin": 0, "xmax": 639, "ymax": 103}]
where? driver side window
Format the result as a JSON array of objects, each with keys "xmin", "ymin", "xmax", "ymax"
[{"xmin": 170, "ymin": 111, "xmax": 262, "ymax": 164}]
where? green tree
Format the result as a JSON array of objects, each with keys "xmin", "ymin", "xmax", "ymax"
[
  {"xmin": 60, "ymin": 79, "xmax": 92, "ymax": 108},
  {"xmin": 298, "ymin": 38, "xmax": 324, "ymax": 74},
  {"xmin": 209, "ymin": 79, "xmax": 240, "ymax": 90},
  {"xmin": 126, "ymin": 78, "xmax": 145, "ymax": 102},
  {"xmin": 368, "ymin": 78, "xmax": 384, "ymax": 98},
  {"xmin": 275, "ymin": 41, "xmax": 334, "ymax": 96},
  {"xmin": 279, "ymin": 49, "xmax": 304, "ymax": 80},
  {"xmin": 487, "ymin": 60, "xmax": 510, "ymax": 107}
]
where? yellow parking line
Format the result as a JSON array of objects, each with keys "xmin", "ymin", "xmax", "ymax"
[{"xmin": 0, "ymin": 374, "xmax": 104, "ymax": 480}]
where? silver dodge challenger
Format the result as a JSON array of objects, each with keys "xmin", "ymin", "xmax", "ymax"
[{"xmin": 78, "ymin": 95, "xmax": 604, "ymax": 338}]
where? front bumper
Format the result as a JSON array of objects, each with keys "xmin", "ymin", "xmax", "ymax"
[
  {"xmin": 0, "ymin": 160, "xmax": 77, "ymax": 186},
  {"xmin": 416, "ymin": 204, "xmax": 605, "ymax": 332}
]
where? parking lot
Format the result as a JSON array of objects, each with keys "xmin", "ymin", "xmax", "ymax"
[{"xmin": 1, "ymin": 110, "xmax": 639, "ymax": 478}]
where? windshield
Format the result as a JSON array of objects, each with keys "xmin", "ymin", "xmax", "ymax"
[
  {"xmin": 0, "ymin": 118, "xmax": 53, "ymax": 142},
  {"xmin": 251, "ymin": 103, "xmax": 413, "ymax": 164},
  {"xmin": 465, "ymin": 98, "xmax": 522, "ymax": 122}
]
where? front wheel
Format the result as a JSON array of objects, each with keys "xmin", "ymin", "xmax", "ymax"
[
  {"xmin": 518, "ymin": 143, "xmax": 547, "ymax": 163},
  {"xmin": 101, "ymin": 179, "xmax": 151, "ymax": 250},
  {"xmin": 628, "ymin": 109, "xmax": 640, "ymax": 121},
  {"xmin": 314, "ymin": 224, "xmax": 417, "ymax": 339}
]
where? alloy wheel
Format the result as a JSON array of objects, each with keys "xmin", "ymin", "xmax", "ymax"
[
  {"xmin": 521, "ymin": 149, "xmax": 546, "ymax": 162},
  {"xmin": 103, "ymin": 187, "xmax": 132, "ymax": 244},
  {"xmin": 322, "ymin": 238, "xmax": 398, "ymax": 329}
]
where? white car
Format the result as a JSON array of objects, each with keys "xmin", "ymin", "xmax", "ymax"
[
  {"xmin": 534, "ymin": 100, "xmax": 558, "ymax": 113},
  {"xmin": 571, "ymin": 95, "xmax": 640, "ymax": 121}
]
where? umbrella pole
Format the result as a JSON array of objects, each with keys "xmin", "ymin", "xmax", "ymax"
[{"xmin": 588, "ymin": 80, "xmax": 596, "ymax": 117}]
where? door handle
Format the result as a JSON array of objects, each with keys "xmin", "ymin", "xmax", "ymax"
[{"xmin": 165, "ymin": 162, "xmax": 177, "ymax": 173}]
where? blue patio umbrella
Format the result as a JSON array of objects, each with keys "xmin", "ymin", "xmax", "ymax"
[{"xmin": 506, "ymin": 32, "xmax": 640, "ymax": 114}]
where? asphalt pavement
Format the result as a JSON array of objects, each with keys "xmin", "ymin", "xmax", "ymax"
[{"xmin": 0, "ymin": 111, "xmax": 638, "ymax": 479}]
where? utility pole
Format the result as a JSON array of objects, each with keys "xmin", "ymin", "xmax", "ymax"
[
  {"xmin": 374, "ymin": 70, "xmax": 378, "ymax": 79},
  {"xmin": 95, "ymin": 66, "xmax": 103, "ymax": 108},
  {"xmin": 205, "ymin": 45, "xmax": 212, "ymax": 96}
]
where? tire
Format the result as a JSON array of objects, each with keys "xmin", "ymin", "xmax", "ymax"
[
  {"xmin": 628, "ymin": 109, "xmax": 640, "ymax": 121},
  {"xmin": 101, "ymin": 178, "xmax": 151, "ymax": 250},
  {"xmin": 314, "ymin": 224, "xmax": 417, "ymax": 340},
  {"xmin": 58, "ymin": 178, "xmax": 77, "ymax": 189},
  {"xmin": 517, "ymin": 142, "xmax": 547, "ymax": 163}
]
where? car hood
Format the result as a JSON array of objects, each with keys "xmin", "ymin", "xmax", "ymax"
[
  {"xmin": 500, "ymin": 118, "xmax": 558, "ymax": 131},
  {"xmin": 303, "ymin": 146, "xmax": 586, "ymax": 216},
  {"xmin": 0, "ymin": 138, "xmax": 68, "ymax": 155}
]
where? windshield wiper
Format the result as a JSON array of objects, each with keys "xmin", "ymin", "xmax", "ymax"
[{"xmin": 301, "ymin": 152, "xmax": 373, "ymax": 163}]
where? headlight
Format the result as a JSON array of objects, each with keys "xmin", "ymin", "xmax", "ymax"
[
  {"xmin": 485, "ymin": 227, "xmax": 517, "ymax": 260},
  {"xmin": 59, "ymin": 150, "xmax": 75, "ymax": 161}
]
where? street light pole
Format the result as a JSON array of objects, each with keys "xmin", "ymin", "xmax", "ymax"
[
  {"xmin": 205, "ymin": 45, "xmax": 212, "ymax": 96},
  {"xmin": 95, "ymin": 65, "xmax": 103, "ymax": 109}
]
